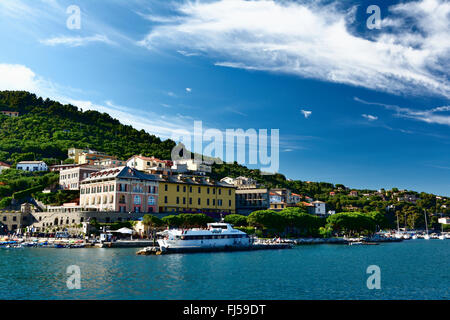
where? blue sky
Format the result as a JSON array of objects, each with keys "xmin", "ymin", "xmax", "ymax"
[{"xmin": 0, "ymin": 0, "xmax": 449, "ymax": 195}]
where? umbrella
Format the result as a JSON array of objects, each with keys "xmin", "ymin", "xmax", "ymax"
[{"xmin": 113, "ymin": 227, "xmax": 133, "ymax": 235}]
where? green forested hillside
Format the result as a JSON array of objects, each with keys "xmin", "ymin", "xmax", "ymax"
[{"xmin": 0, "ymin": 91, "xmax": 176, "ymax": 164}]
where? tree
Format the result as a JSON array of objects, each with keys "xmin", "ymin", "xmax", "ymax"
[
  {"xmin": 326, "ymin": 212, "xmax": 376, "ymax": 236},
  {"xmin": 143, "ymin": 214, "xmax": 163, "ymax": 244},
  {"xmin": 247, "ymin": 210, "xmax": 285, "ymax": 234},
  {"xmin": 224, "ymin": 214, "xmax": 248, "ymax": 227}
]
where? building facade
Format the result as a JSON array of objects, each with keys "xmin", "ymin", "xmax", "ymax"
[
  {"xmin": 59, "ymin": 165, "xmax": 100, "ymax": 190},
  {"xmin": 78, "ymin": 152, "xmax": 117, "ymax": 165},
  {"xmin": 236, "ymin": 188, "xmax": 269, "ymax": 215},
  {"xmin": 80, "ymin": 166, "xmax": 160, "ymax": 213},
  {"xmin": 126, "ymin": 155, "xmax": 170, "ymax": 174},
  {"xmin": 158, "ymin": 175, "xmax": 235, "ymax": 215},
  {"xmin": 16, "ymin": 161, "xmax": 48, "ymax": 172},
  {"xmin": 171, "ymin": 159, "xmax": 212, "ymax": 174}
]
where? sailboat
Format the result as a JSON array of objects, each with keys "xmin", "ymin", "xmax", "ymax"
[{"xmin": 424, "ymin": 209, "xmax": 430, "ymax": 240}]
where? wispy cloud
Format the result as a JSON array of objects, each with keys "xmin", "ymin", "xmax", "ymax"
[
  {"xmin": 139, "ymin": 0, "xmax": 450, "ymax": 98},
  {"xmin": 0, "ymin": 63, "xmax": 195, "ymax": 139},
  {"xmin": 355, "ymin": 97, "xmax": 450, "ymax": 126},
  {"xmin": 301, "ymin": 110, "xmax": 312, "ymax": 119},
  {"xmin": 185, "ymin": 87, "xmax": 192, "ymax": 93},
  {"xmin": 40, "ymin": 34, "xmax": 116, "ymax": 47}
]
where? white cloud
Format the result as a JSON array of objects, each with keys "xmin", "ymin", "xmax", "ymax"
[
  {"xmin": 301, "ymin": 110, "xmax": 312, "ymax": 119},
  {"xmin": 0, "ymin": 63, "xmax": 195, "ymax": 139},
  {"xmin": 139, "ymin": 0, "xmax": 450, "ymax": 98},
  {"xmin": 185, "ymin": 87, "xmax": 192, "ymax": 93},
  {"xmin": 362, "ymin": 114, "xmax": 378, "ymax": 121},
  {"xmin": 40, "ymin": 34, "xmax": 116, "ymax": 47},
  {"xmin": 355, "ymin": 97, "xmax": 450, "ymax": 126}
]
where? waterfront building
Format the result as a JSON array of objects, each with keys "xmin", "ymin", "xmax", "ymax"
[
  {"xmin": 236, "ymin": 188, "xmax": 270, "ymax": 215},
  {"xmin": 0, "ymin": 110, "xmax": 19, "ymax": 117},
  {"xmin": 16, "ymin": 161, "xmax": 48, "ymax": 172},
  {"xmin": 0, "ymin": 161, "xmax": 11, "ymax": 174},
  {"xmin": 59, "ymin": 165, "xmax": 100, "ymax": 190},
  {"xmin": 158, "ymin": 175, "xmax": 235, "ymax": 215},
  {"xmin": 79, "ymin": 166, "xmax": 161, "ymax": 213},
  {"xmin": 0, "ymin": 203, "xmax": 35, "ymax": 232}
]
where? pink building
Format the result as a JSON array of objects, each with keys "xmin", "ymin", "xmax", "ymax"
[{"xmin": 79, "ymin": 166, "xmax": 162, "ymax": 213}]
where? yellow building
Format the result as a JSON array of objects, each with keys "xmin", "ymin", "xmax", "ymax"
[
  {"xmin": 78, "ymin": 153, "xmax": 117, "ymax": 165},
  {"xmin": 158, "ymin": 175, "xmax": 236, "ymax": 214}
]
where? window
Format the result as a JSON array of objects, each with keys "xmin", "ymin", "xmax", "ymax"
[
  {"xmin": 198, "ymin": 198, "xmax": 201, "ymax": 205},
  {"xmin": 183, "ymin": 186, "xmax": 186, "ymax": 192},
  {"xmin": 177, "ymin": 185, "xmax": 180, "ymax": 192},
  {"xmin": 189, "ymin": 186, "xmax": 192, "ymax": 192},
  {"xmin": 119, "ymin": 195, "xmax": 126, "ymax": 204},
  {"xmin": 164, "ymin": 196, "xmax": 168, "ymax": 204},
  {"xmin": 183, "ymin": 197, "xmax": 186, "ymax": 205},
  {"xmin": 148, "ymin": 196, "xmax": 155, "ymax": 205},
  {"xmin": 213, "ymin": 188, "xmax": 216, "ymax": 194},
  {"xmin": 176, "ymin": 197, "xmax": 179, "ymax": 204},
  {"xmin": 189, "ymin": 198, "xmax": 192, "ymax": 205},
  {"xmin": 165, "ymin": 184, "xmax": 168, "ymax": 191},
  {"xmin": 229, "ymin": 189, "xmax": 231, "ymax": 195},
  {"xmin": 207, "ymin": 199, "xmax": 210, "ymax": 205},
  {"xmin": 198, "ymin": 187, "xmax": 201, "ymax": 193},
  {"xmin": 219, "ymin": 189, "xmax": 222, "ymax": 195},
  {"xmin": 229, "ymin": 200, "xmax": 232, "ymax": 206},
  {"xmin": 207, "ymin": 188, "xmax": 210, "ymax": 194}
]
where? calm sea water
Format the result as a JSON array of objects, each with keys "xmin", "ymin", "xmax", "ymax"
[{"xmin": 0, "ymin": 240, "xmax": 448, "ymax": 300}]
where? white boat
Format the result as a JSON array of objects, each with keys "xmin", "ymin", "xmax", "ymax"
[
  {"xmin": 438, "ymin": 234, "xmax": 445, "ymax": 240},
  {"xmin": 157, "ymin": 222, "xmax": 251, "ymax": 252}
]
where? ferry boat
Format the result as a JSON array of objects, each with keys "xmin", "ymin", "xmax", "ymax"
[{"xmin": 157, "ymin": 222, "xmax": 251, "ymax": 252}]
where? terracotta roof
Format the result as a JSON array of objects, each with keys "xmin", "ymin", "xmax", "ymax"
[{"xmin": 0, "ymin": 162, "xmax": 11, "ymax": 167}]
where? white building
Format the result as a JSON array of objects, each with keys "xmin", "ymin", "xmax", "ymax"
[
  {"xmin": 16, "ymin": 161, "xmax": 48, "ymax": 172},
  {"xmin": 172, "ymin": 159, "xmax": 211, "ymax": 174},
  {"xmin": 126, "ymin": 155, "xmax": 169, "ymax": 173},
  {"xmin": 311, "ymin": 200, "xmax": 326, "ymax": 216},
  {"xmin": 220, "ymin": 176, "xmax": 258, "ymax": 189}
]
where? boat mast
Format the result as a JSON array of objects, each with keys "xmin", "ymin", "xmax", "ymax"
[{"xmin": 424, "ymin": 209, "xmax": 429, "ymax": 235}]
